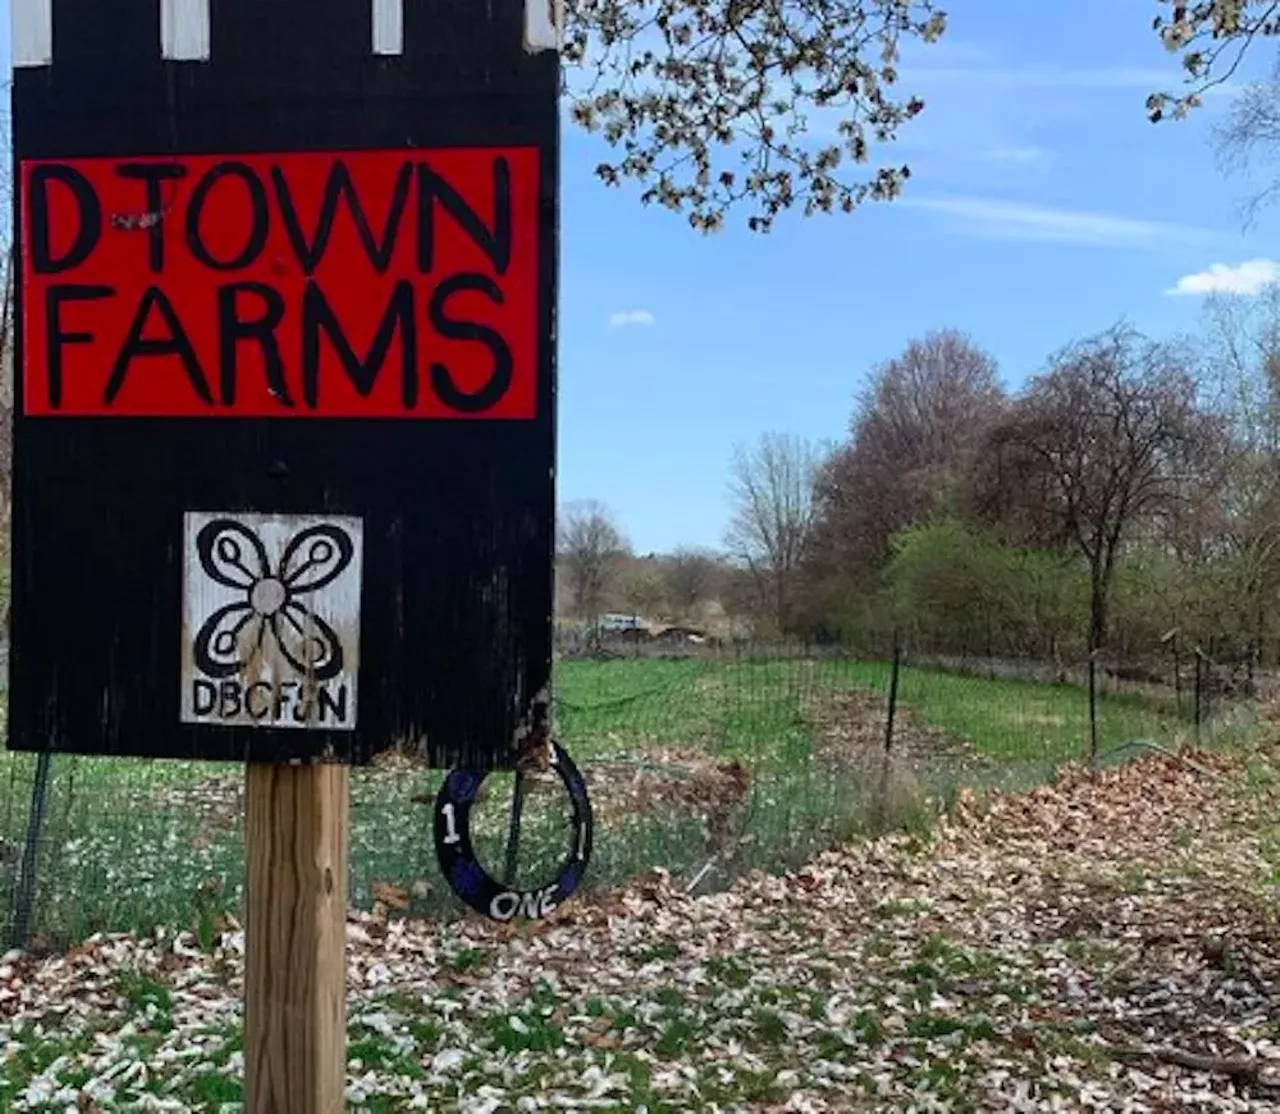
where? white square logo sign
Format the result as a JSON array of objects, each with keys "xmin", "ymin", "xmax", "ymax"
[{"xmin": 180, "ymin": 512, "xmax": 364, "ymax": 730}]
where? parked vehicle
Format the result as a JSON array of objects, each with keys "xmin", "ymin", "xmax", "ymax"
[{"xmin": 598, "ymin": 612, "xmax": 648, "ymax": 633}]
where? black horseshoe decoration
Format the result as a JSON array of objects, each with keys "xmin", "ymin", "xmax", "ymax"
[{"xmin": 434, "ymin": 740, "xmax": 593, "ymax": 922}]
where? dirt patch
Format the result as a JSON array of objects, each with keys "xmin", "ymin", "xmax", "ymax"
[
  {"xmin": 802, "ymin": 685, "xmax": 983, "ymax": 774},
  {"xmin": 581, "ymin": 749, "xmax": 751, "ymax": 852}
]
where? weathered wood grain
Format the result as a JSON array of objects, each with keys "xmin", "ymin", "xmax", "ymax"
[{"xmin": 244, "ymin": 762, "xmax": 348, "ymax": 1114}]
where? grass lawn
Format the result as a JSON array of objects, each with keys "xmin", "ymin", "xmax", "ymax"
[
  {"xmin": 0, "ymin": 654, "xmax": 1242, "ymax": 947},
  {"xmin": 555, "ymin": 656, "xmax": 817, "ymax": 763},
  {"xmin": 831, "ymin": 660, "xmax": 1195, "ymax": 762},
  {"xmin": 557, "ymin": 654, "xmax": 1211, "ymax": 765}
]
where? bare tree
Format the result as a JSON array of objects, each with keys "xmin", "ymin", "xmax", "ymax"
[
  {"xmin": 1189, "ymin": 285, "xmax": 1280, "ymax": 660},
  {"xmin": 1192, "ymin": 281, "xmax": 1280, "ymax": 545},
  {"xmin": 557, "ymin": 500, "xmax": 628, "ymax": 623},
  {"xmin": 664, "ymin": 547, "xmax": 719, "ymax": 620},
  {"xmin": 619, "ymin": 562, "xmax": 665, "ymax": 624},
  {"xmin": 1199, "ymin": 280, "xmax": 1280, "ymax": 455},
  {"xmin": 725, "ymin": 433, "xmax": 822, "ymax": 635},
  {"xmin": 813, "ymin": 329, "xmax": 1005, "ymax": 573},
  {"xmin": 718, "ymin": 562, "xmax": 764, "ymax": 638},
  {"xmin": 984, "ymin": 326, "xmax": 1224, "ymax": 654},
  {"xmin": 1211, "ymin": 70, "xmax": 1280, "ymax": 220}
]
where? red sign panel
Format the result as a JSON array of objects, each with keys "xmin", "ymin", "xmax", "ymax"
[{"xmin": 20, "ymin": 147, "xmax": 539, "ymax": 418}]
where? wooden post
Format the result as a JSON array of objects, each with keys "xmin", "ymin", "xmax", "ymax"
[{"xmin": 244, "ymin": 762, "xmax": 349, "ymax": 1114}]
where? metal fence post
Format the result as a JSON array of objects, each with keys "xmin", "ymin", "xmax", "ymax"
[
  {"xmin": 9, "ymin": 751, "xmax": 53, "ymax": 950},
  {"xmin": 1194, "ymin": 650, "xmax": 1204, "ymax": 746},
  {"xmin": 1088, "ymin": 651, "xmax": 1099, "ymax": 767},
  {"xmin": 884, "ymin": 636, "xmax": 902, "ymax": 756}
]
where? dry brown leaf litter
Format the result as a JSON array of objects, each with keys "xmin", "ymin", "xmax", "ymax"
[{"xmin": 0, "ymin": 748, "xmax": 1278, "ymax": 1111}]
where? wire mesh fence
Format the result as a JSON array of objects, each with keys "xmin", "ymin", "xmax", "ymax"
[{"xmin": 0, "ymin": 636, "xmax": 1264, "ymax": 951}]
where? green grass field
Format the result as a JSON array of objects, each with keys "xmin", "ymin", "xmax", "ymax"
[
  {"xmin": 0, "ymin": 654, "xmax": 1250, "ymax": 948},
  {"xmin": 831, "ymin": 660, "xmax": 1192, "ymax": 762}
]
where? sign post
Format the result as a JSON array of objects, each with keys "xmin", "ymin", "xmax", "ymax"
[
  {"xmin": 244, "ymin": 762, "xmax": 349, "ymax": 1112},
  {"xmin": 8, "ymin": 0, "xmax": 563, "ymax": 1108}
]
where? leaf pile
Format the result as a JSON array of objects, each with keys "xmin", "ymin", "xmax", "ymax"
[{"xmin": 1, "ymin": 746, "xmax": 1278, "ymax": 1111}]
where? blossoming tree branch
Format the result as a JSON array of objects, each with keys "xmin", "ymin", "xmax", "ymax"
[{"xmin": 560, "ymin": 0, "xmax": 1280, "ymax": 231}]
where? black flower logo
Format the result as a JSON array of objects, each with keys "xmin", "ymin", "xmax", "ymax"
[{"xmin": 192, "ymin": 519, "xmax": 354, "ymax": 682}]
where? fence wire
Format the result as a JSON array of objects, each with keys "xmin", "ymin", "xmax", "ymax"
[{"xmin": 0, "ymin": 638, "xmax": 1261, "ymax": 950}]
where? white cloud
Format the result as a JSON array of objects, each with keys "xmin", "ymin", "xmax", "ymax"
[
  {"xmin": 608, "ymin": 309, "xmax": 655, "ymax": 327},
  {"xmin": 912, "ymin": 64, "xmax": 1237, "ymax": 97},
  {"xmin": 899, "ymin": 37, "xmax": 992, "ymax": 67},
  {"xmin": 1166, "ymin": 259, "xmax": 1280, "ymax": 296},
  {"xmin": 900, "ymin": 194, "xmax": 1216, "ymax": 249},
  {"xmin": 916, "ymin": 65, "xmax": 1161, "ymax": 89},
  {"xmin": 976, "ymin": 145, "xmax": 1053, "ymax": 166}
]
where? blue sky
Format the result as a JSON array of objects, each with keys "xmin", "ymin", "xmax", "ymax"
[
  {"xmin": 5, "ymin": 2, "xmax": 1279, "ymax": 553},
  {"xmin": 558, "ymin": 0, "xmax": 1280, "ymax": 553}
]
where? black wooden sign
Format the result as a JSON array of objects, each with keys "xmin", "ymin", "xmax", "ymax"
[{"xmin": 7, "ymin": 0, "xmax": 560, "ymax": 767}]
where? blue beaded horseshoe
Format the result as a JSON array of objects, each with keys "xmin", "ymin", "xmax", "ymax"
[{"xmin": 434, "ymin": 740, "xmax": 593, "ymax": 922}]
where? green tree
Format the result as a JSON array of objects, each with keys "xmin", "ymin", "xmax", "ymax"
[
  {"xmin": 885, "ymin": 522, "xmax": 999, "ymax": 652},
  {"xmin": 886, "ymin": 522, "xmax": 1088, "ymax": 660}
]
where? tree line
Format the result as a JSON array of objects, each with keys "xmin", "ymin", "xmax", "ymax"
[
  {"xmin": 564, "ymin": 295, "xmax": 1280, "ymax": 666},
  {"xmin": 556, "ymin": 501, "xmax": 741, "ymax": 631},
  {"xmin": 802, "ymin": 322, "xmax": 1227, "ymax": 663}
]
